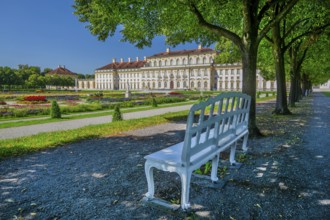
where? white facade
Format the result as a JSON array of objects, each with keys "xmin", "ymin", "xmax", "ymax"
[
  {"xmin": 83, "ymin": 47, "xmax": 276, "ymax": 91},
  {"xmin": 319, "ymin": 80, "xmax": 330, "ymax": 89}
]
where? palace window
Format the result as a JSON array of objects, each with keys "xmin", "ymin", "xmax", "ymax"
[{"xmin": 204, "ymin": 81, "xmax": 208, "ymax": 88}]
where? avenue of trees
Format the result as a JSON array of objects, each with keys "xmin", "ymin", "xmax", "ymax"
[
  {"xmin": 0, "ymin": 65, "xmax": 94, "ymax": 90},
  {"xmin": 73, "ymin": 0, "xmax": 329, "ymax": 135}
]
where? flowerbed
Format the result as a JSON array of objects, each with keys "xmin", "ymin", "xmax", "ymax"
[
  {"xmin": 23, "ymin": 96, "xmax": 47, "ymax": 102},
  {"xmin": 46, "ymin": 95, "xmax": 80, "ymax": 101},
  {"xmin": 0, "ymin": 104, "xmax": 51, "ymax": 118}
]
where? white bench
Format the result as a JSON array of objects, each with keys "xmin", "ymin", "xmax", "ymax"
[{"xmin": 144, "ymin": 92, "xmax": 251, "ymax": 210}]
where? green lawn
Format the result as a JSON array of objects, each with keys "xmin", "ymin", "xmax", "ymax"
[
  {"xmin": 323, "ymin": 92, "xmax": 330, "ymax": 97},
  {"xmin": 0, "ymin": 111, "xmax": 188, "ymax": 159},
  {"xmin": 0, "ymin": 95, "xmax": 278, "ymax": 159},
  {"xmin": 0, "ymin": 101, "xmax": 196, "ymax": 129}
]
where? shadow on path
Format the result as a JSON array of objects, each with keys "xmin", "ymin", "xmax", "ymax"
[{"xmin": 0, "ymin": 93, "xmax": 329, "ymax": 219}]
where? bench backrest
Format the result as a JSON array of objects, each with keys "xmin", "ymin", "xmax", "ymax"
[{"xmin": 181, "ymin": 92, "xmax": 251, "ymax": 166}]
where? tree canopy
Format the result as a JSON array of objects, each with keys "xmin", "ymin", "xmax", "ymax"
[
  {"xmin": 0, "ymin": 65, "xmax": 77, "ymax": 90},
  {"xmin": 74, "ymin": 0, "xmax": 299, "ymax": 136}
]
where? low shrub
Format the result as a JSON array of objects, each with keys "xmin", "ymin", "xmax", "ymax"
[
  {"xmin": 151, "ymin": 97, "xmax": 158, "ymax": 107},
  {"xmin": 50, "ymin": 101, "xmax": 61, "ymax": 118},
  {"xmin": 61, "ymin": 103, "xmax": 103, "ymax": 114},
  {"xmin": 13, "ymin": 109, "xmax": 29, "ymax": 117},
  {"xmin": 112, "ymin": 105, "xmax": 123, "ymax": 121}
]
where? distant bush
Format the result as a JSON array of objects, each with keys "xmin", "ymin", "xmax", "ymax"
[
  {"xmin": 60, "ymin": 103, "xmax": 103, "ymax": 114},
  {"xmin": 13, "ymin": 109, "xmax": 29, "ymax": 117},
  {"xmin": 151, "ymin": 97, "xmax": 158, "ymax": 107},
  {"xmin": 112, "ymin": 105, "xmax": 123, "ymax": 122},
  {"xmin": 50, "ymin": 101, "xmax": 61, "ymax": 118}
]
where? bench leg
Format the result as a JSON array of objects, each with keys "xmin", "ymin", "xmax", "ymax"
[
  {"xmin": 180, "ymin": 171, "xmax": 191, "ymax": 210},
  {"xmin": 230, "ymin": 142, "xmax": 237, "ymax": 165},
  {"xmin": 144, "ymin": 161, "xmax": 155, "ymax": 199},
  {"xmin": 211, "ymin": 154, "xmax": 219, "ymax": 182},
  {"xmin": 242, "ymin": 133, "xmax": 249, "ymax": 152}
]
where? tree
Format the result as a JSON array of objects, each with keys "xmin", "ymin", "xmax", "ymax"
[
  {"xmin": 0, "ymin": 66, "xmax": 16, "ymax": 90},
  {"xmin": 214, "ymin": 37, "xmax": 240, "ymax": 64},
  {"xmin": 299, "ymin": 33, "xmax": 330, "ymax": 92},
  {"xmin": 267, "ymin": 2, "xmax": 292, "ymax": 114},
  {"xmin": 257, "ymin": 41, "xmax": 277, "ymax": 81},
  {"xmin": 42, "ymin": 68, "xmax": 53, "ymax": 76},
  {"xmin": 26, "ymin": 74, "xmax": 46, "ymax": 89},
  {"xmin": 14, "ymin": 65, "xmax": 41, "ymax": 88},
  {"xmin": 73, "ymin": 0, "xmax": 298, "ymax": 136},
  {"xmin": 264, "ymin": 0, "xmax": 329, "ymax": 111}
]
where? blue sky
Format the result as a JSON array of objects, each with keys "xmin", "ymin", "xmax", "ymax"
[{"xmin": 0, "ymin": 0, "xmax": 200, "ymax": 75}]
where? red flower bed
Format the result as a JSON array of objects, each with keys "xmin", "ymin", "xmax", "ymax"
[
  {"xmin": 168, "ymin": 91, "xmax": 182, "ymax": 95},
  {"xmin": 23, "ymin": 96, "xmax": 47, "ymax": 102}
]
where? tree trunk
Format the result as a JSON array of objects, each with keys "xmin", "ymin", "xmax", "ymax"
[
  {"xmin": 240, "ymin": 0, "xmax": 262, "ymax": 137},
  {"xmin": 289, "ymin": 47, "xmax": 301, "ymax": 107},
  {"xmin": 301, "ymin": 73, "xmax": 311, "ymax": 96},
  {"xmin": 242, "ymin": 50, "xmax": 262, "ymax": 136},
  {"xmin": 271, "ymin": 22, "xmax": 291, "ymax": 115},
  {"xmin": 289, "ymin": 71, "xmax": 297, "ymax": 107}
]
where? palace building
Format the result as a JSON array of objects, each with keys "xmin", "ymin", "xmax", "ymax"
[{"xmin": 79, "ymin": 46, "xmax": 276, "ymax": 91}]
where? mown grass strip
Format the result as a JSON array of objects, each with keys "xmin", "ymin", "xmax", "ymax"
[
  {"xmin": 322, "ymin": 92, "xmax": 330, "ymax": 97},
  {"xmin": 0, "ymin": 101, "xmax": 196, "ymax": 129},
  {"xmin": 0, "ymin": 111, "xmax": 189, "ymax": 159}
]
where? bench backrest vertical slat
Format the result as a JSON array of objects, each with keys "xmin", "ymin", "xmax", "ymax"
[
  {"xmin": 181, "ymin": 109, "xmax": 195, "ymax": 165},
  {"xmin": 181, "ymin": 92, "xmax": 251, "ymax": 166},
  {"xmin": 236, "ymin": 94, "xmax": 251, "ymax": 128}
]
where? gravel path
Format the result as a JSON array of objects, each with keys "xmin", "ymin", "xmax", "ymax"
[
  {"xmin": 0, "ymin": 105, "xmax": 192, "ymax": 140},
  {"xmin": 0, "ymin": 92, "xmax": 329, "ymax": 219}
]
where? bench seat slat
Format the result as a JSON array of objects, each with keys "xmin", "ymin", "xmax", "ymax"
[{"xmin": 144, "ymin": 142, "xmax": 184, "ymax": 166}]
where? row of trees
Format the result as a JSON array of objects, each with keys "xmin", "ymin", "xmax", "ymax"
[
  {"xmin": 73, "ymin": 0, "xmax": 329, "ymax": 135},
  {"xmin": 0, "ymin": 65, "xmax": 94, "ymax": 90}
]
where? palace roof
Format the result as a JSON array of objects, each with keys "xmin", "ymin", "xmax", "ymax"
[
  {"xmin": 47, "ymin": 66, "xmax": 77, "ymax": 76},
  {"xmin": 96, "ymin": 60, "xmax": 147, "ymax": 71},
  {"xmin": 147, "ymin": 48, "xmax": 215, "ymax": 59}
]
